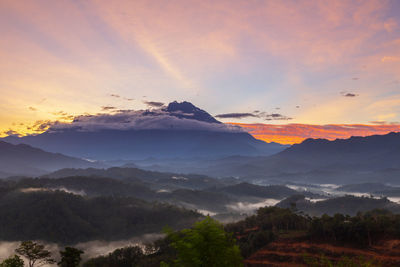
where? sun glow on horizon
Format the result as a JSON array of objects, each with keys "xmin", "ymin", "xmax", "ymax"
[{"xmin": 230, "ymin": 123, "xmax": 400, "ymax": 145}]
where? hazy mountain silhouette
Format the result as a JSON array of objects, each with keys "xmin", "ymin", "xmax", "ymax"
[
  {"xmin": 3, "ymin": 101, "xmax": 286, "ymax": 160},
  {"xmin": 164, "ymin": 132, "xmax": 400, "ymax": 184},
  {"xmin": 273, "ymin": 132, "xmax": 400, "ymax": 170},
  {"xmin": 0, "ymin": 141, "xmax": 102, "ymax": 177}
]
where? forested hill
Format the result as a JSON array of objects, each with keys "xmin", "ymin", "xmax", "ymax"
[{"xmin": 0, "ymin": 190, "xmax": 201, "ymax": 244}]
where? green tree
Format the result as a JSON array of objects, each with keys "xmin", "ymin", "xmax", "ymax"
[
  {"xmin": 15, "ymin": 241, "xmax": 55, "ymax": 267},
  {"xmin": 0, "ymin": 255, "xmax": 24, "ymax": 267},
  {"xmin": 163, "ymin": 217, "xmax": 243, "ymax": 267},
  {"xmin": 58, "ymin": 247, "xmax": 84, "ymax": 267}
]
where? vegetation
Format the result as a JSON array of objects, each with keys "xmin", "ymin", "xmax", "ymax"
[
  {"xmin": 1, "ymin": 173, "xmax": 400, "ymax": 266},
  {"xmin": 15, "ymin": 241, "xmax": 55, "ymax": 267},
  {"xmin": 162, "ymin": 217, "xmax": 243, "ymax": 267},
  {"xmin": 84, "ymin": 218, "xmax": 242, "ymax": 267},
  {"xmin": 0, "ymin": 190, "xmax": 201, "ymax": 243},
  {"xmin": 83, "ymin": 242, "xmax": 175, "ymax": 267},
  {"xmin": 277, "ymin": 195, "xmax": 400, "ymax": 216},
  {"xmin": 224, "ymin": 206, "xmax": 400, "ymax": 259},
  {"xmin": 0, "ymin": 255, "xmax": 24, "ymax": 267},
  {"xmin": 304, "ymin": 255, "xmax": 379, "ymax": 267},
  {"xmin": 308, "ymin": 209, "xmax": 400, "ymax": 247},
  {"xmin": 81, "ymin": 207, "xmax": 400, "ymax": 266},
  {"xmin": 225, "ymin": 206, "xmax": 309, "ymax": 257},
  {"xmin": 58, "ymin": 247, "xmax": 84, "ymax": 267}
]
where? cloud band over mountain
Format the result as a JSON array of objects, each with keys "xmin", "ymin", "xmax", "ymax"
[{"xmin": 48, "ymin": 110, "xmax": 240, "ymax": 132}]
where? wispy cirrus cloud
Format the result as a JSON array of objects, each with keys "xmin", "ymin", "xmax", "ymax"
[
  {"xmin": 216, "ymin": 111, "xmax": 292, "ymax": 121},
  {"xmin": 101, "ymin": 106, "xmax": 117, "ymax": 111},
  {"xmin": 143, "ymin": 101, "xmax": 165, "ymax": 108},
  {"xmin": 215, "ymin": 113, "xmax": 256, "ymax": 119}
]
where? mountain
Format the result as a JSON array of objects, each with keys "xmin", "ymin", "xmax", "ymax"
[
  {"xmin": 273, "ymin": 132, "xmax": 400, "ymax": 171},
  {"xmin": 44, "ymin": 167, "xmax": 225, "ymax": 187},
  {"xmin": 0, "ymin": 141, "xmax": 102, "ymax": 177},
  {"xmin": 164, "ymin": 101, "xmax": 220, "ymax": 123},
  {"xmin": 180, "ymin": 132, "xmax": 400, "ymax": 184},
  {"xmin": 3, "ymin": 101, "xmax": 287, "ymax": 160}
]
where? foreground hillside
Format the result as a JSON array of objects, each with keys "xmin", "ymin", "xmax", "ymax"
[
  {"xmin": 227, "ymin": 207, "xmax": 400, "ymax": 266},
  {"xmin": 245, "ymin": 238, "xmax": 400, "ymax": 267},
  {"xmin": 77, "ymin": 207, "xmax": 400, "ymax": 266}
]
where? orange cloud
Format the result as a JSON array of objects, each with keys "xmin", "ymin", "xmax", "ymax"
[
  {"xmin": 231, "ymin": 123, "xmax": 400, "ymax": 145},
  {"xmin": 381, "ymin": 56, "xmax": 400, "ymax": 62}
]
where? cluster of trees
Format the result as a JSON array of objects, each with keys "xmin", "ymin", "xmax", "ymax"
[
  {"xmin": 3, "ymin": 206, "xmax": 400, "ymax": 266},
  {"xmin": 81, "ymin": 207, "xmax": 400, "ymax": 266},
  {"xmin": 277, "ymin": 195, "xmax": 400, "ymax": 216},
  {"xmin": 83, "ymin": 239, "xmax": 175, "ymax": 267},
  {"xmin": 85, "ymin": 218, "xmax": 243, "ymax": 267},
  {"xmin": 1, "ymin": 218, "xmax": 242, "ymax": 267},
  {"xmin": 226, "ymin": 206, "xmax": 400, "ymax": 252},
  {"xmin": 0, "ymin": 190, "xmax": 201, "ymax": 243},
  {"xmin": 0, "ymin": 241, "xmax": 83, "ymax": 267},
  {"xmin": 225, "ymin": 206, "xmax": 309, "ymax": 257},
  {"xmin": 162, "ymin": 217, "xmax": 242, "ymax": 267},
  {"xmin": 308, "ymin": 209, "xmax": 400, "ymax": 247},
  {"xmin": 20, "ymin": 207, "xmax": 397, "ymax": 266}
]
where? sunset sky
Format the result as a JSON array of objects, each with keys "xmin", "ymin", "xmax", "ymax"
[{"xmin": 1, "ymin": 0, "xmax": 400, "ymax": 143}]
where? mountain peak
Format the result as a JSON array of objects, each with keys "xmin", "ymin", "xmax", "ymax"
[{"xmin": 164, "ymin": 101, "xmax": 221, "ymax": 124}]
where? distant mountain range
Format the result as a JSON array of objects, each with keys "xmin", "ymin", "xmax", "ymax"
[
  {"xmin": 274, "ymin": 132, "xmax": 400, "ymax": 171},
  {"xmin": 3, "ymin": 101, "xmax": 400, "ymax": 183},
  {"xmin": 0, "ymin": 141, "xmax": 101, "ymax": 177},
  {"xmin": 2, "ymin": 101, "xmax": 287, "ymax": 160},
  {"xmin": 140, "ymin": 132, "xmax": 400, "ymax": 185}
]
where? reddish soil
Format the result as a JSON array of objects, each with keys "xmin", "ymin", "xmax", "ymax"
[{"xmin": 244, "ymin": 239, "xmax": 400, "ymax": 267}]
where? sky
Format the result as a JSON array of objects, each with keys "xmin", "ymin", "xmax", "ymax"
[{"xmin": 0, "ymin": 0, "xmax": 400, "ymax": 143}]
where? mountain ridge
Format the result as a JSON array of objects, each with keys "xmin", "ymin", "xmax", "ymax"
[
  {"xmin": 0, "ymin": 141, "xmax": 103, "ymax": 177},
  {"xmin": 2, "ymin": 101, "xmax": 287, "ymax": 160}
]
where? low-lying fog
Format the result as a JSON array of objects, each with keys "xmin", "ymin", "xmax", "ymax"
[
  {"xmin": 0, "ymin": 234, "xmax": 163, "ymax": 266},
  {"xmin": 4, "ymin": 181, "xmax": 400, "ymax": 265},
  {"xmin": 285, "ymin": 183, "xmax": 400, "ymax": 204}
]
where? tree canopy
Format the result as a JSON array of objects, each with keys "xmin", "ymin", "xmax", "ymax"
[
  {"xmin": 58, "ymin": 247, "xmax": 84, "ymax": 267},
  {"xmin": 0, "ymin": 255, "xmax": 24, "ymax": 267},
  {"xmin": 163, "ymin": 217, "xmax": 243, "ymax": 267},
  {"xmin": 15, "ymin": 241, "xmax": 55, "ymax": 267}
]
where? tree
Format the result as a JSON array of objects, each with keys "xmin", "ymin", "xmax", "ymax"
[
  {"xmin": 163, "ymin": 217, "xmax": 243, "ymax": 267},
  {"xmin": 0, "ymin": 255, "xmax": 24, "ymax": 267},
  {"xmin": 83, "ymin": 246, "xmax": 144, "ymax": 267},
  {"xmin": 58, "ymin": 247, "xmax": 84, "ymax": 267},
  {"xmin": 15, "ymin": 241, "xmax": 55, "ymax": 267}
]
